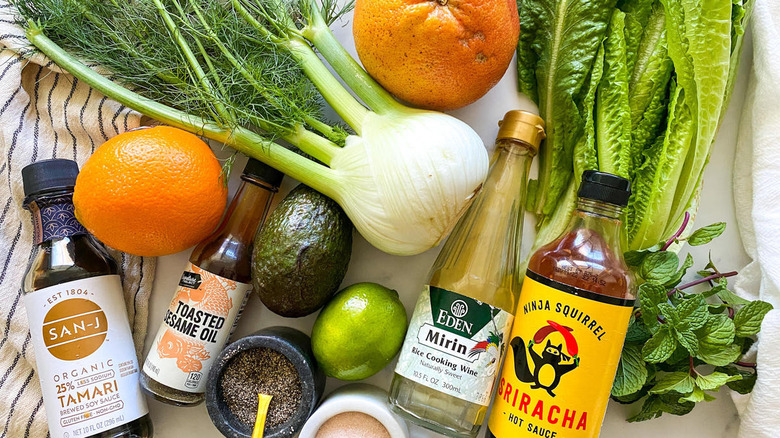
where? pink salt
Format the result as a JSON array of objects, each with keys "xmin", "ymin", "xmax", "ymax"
[{"xmin": 315, "ymin": 411, "xmax": 391, "ymax": 438}]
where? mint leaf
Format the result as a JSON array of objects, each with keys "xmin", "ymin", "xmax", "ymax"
[
  {"xmin": 639, "ymin": 283, "xmax": 668, "ymax": 325},
  {"xmin": 701, "ymin": 284, "xmax": 725, "ymax": 299},
  {"xmin": 649, "ymin": 371, "xmax": 695, "ymax": 394},
  {"xmin": 674, "ymin": 328, "xmax": 699, "ymax": 355},
  {"xmin": 679, "ymin": 387, "xmax": 715, "ymax": 403},
  {"xmin": 625, "ymin": 244, "xmax": 662, "ymax": 267},
  {"xmin": 712, "ymin": 284, "xmax": 751, "ymax": 306},
  {"xmin": 640, "ymin": 251, "xmax": 679, "ymax": 284},
  {"xmin": 696, "ymin": 314, "xmax": 735, "ymax": 347},
  {"xmin": 612, "ymin": 390, "xmax": 648, "ymax": 404},
  {"xmin": 734, "ymin": 301, "xmax": 774, "ymax": 337},
  {"xmin": 627, "ymin": 396, "xmax": 665, "ymax": 422},
  {"xmin": 677, "ymin": 295, "xmax": 708, "ymax": 331},
  {"xmin": 627, "ymin": 394, "xmax": 695, "ymax": 422},
  {"xmin": 687, "ymin": 222, "xmax": 726, "ymax": 246},
  {"xmin": 728, "ymin": 372, "xmax": 757, "ymax": 394},
  {"xmin": 739, "ymin": 337, "xmax": 755, "ymax": 355},
  {"xmin": 613, "ymin": 345, "xmax": 648, "ymax": 396},
  {"xmin": 696, "ymin": 343, "xmax": 741, "ymax": 366},
  {"xmin": 665, "ymin": 253, "xmax": 694, "ymax": 288},
  {"xmin": 667, "ymin": 345, "xmax": 690, "ymax": 365},
  {"xmin": 658, "ymin": 393, "xmax": 696, "ymax": 415},
  {"xmin": 657, "ymin": 303, "xmax": 680, "ymax": 325},
  {"xmin": 626, "ymin": 317, "xmax": 653, "ymax": 343},
  {"xmin": 695, "ymin": 371, "xmax": 741, "ymax": 390},
  {"xmin": 643, "ymin": 328, "xmax": 676, "ymax": 363}
]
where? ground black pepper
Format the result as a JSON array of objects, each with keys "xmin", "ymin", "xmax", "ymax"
[{"xmin": 220, "ymin": 348, "xmax": 303, "ymax": 429}]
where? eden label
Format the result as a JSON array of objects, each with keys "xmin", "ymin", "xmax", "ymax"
[
  {"xmin": 487, "ymin": 270, "xmax": 634, "ymax": 438},
  {"xmin": 25, "ymin": 275, "xmax": 148, "ymax": 438},
  {"xmin": 395, "ymin": 286, "xmax": 513, "ymax": 406},
  {"xmin": 143, "ymin": 263, "xmax": 251, "ymax": 393}
]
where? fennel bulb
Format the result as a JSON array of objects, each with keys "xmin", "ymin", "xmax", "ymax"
[
  {"xmin": 12, "ymin": 0, "xmax": 489, "ymax": 256},
  {"xmin": 332, "ymin": 111, "xmax": 487, "ymax": 255}
]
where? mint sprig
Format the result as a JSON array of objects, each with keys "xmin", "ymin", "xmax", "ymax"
[{"xmin": 612, "ymin": 214, "xmax": 773, "ymax": 421}]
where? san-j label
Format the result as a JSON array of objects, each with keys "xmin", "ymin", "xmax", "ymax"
[
  {"xmin": 25, "ymin": 275, "xmax": 148, "ymax": 438},
  {"xmin": 395, "ymin": 286, "xmax": 513, "ymax": 406},
  {"xmin": 144, "ymin": 263, "xmax": 251, "ymax": 393}
]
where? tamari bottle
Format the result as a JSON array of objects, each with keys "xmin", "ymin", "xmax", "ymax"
[
  {"xmin": 21, "ymin": 159, "xmax": 153, "ymax": 438},
  {"xmin": 487, "ymin": 170, "xmax": 636, "ymax": 438},
  {"xmin": 141, "ymin": 158, "xmax": 283, "ymax": 406},
  {"xmin": 390, "ymin": 111, "xmax": 545, "ymax": 437}
]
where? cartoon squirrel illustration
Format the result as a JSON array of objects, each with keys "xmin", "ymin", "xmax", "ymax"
[{"xmin": 510, "ymin": 336, "xmax": 580, "ymax": 397}]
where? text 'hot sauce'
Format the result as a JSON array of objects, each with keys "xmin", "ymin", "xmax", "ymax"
[{"xmin": 488, "ymin": 171, "xmax": 636, "ymax": 438}]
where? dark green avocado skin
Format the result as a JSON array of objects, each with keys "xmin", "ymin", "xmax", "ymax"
[{"xmin": 252, "ymin": 184, "xmax": 353, "ymax": 317}]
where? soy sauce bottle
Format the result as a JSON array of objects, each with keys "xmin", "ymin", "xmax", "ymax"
[
  {"xmin": 140, "ymin": 158, "xmax": 283, "ymax": 406},
  {"xmin": 487, "ymin": 171, "xmax": 636, "ymax": 438},
  {"xmin": 22, "ymin": 159, "xmax": 153, "ymax": 438}
]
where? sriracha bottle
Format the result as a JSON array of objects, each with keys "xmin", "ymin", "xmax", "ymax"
[{"xmin": 487, "ymin": 170, "xmax": 636, "ymax": 438}]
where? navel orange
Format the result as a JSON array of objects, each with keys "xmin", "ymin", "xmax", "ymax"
[
  {"xmin": 73, "ymin": 126, "xmax": 227, "ymax": 257},
  {"xmin": 352, "ymin": 0, "xmax": 519, "ymax": 111}
]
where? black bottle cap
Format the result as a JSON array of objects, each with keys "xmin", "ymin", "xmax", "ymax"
[
  {"xmin": 243, "ymin": 158, "xmax": 284, "ymax": 188},
  {"xmin": 22, "ymin": 159, "xmax": 79, "ymax": 198},
  {"xmin": 577, "ymin": 170, "xmax": 631, "ymax": 207}
]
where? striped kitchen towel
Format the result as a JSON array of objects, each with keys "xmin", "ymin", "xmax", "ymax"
[{"xmin": 0, "ymin": 4, "xmax": 156, "ymax": 437}]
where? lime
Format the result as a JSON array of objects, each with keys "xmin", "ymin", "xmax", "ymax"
[{"xmin": 311, "ymin": 282, "xmax": 408, "ymax": 380}]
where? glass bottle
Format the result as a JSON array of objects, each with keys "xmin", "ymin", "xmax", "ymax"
[
  {"xmin": 21, "ymin": 159, "xmax": 153, "ymax": 438},
  {"xmin": 390, "ymin": 111, "xmax": 545, "ymax": 438},
  {"xmin": 140, "ymin": 158, "xmax": 283, "ymax": 406},
  {"xmin": 487, "ymin": 171, "xmax": 636, "ymax": 438}
]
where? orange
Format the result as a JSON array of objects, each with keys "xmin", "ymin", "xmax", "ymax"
[
  {"xmin": 352, "ymin": 0, "xmax": 519, "ymax": 111},
  {"xmin": 74, "ymin": 126, "xmax": 227, "ymax": 257}
]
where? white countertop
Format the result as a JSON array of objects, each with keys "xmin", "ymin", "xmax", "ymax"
[{"xmin": 142, "ymin": 12, "xmax": 752, "ymax": 438}]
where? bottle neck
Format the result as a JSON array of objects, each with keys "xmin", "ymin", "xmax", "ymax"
[
  {"xmin": 570, "ymin": 198, "xmax": 626, "ymax": 251},
  {"xmin": 576, "ymin": 198, "xmax": 623, "ymax": 219},
  {"xmin": 197, "ymin": 175, "xmax": 277, "ymax": 251},
  {"xmin": 429, "ymin": 138, "xmax": 535, "ymax": 309},
  {"xmin": 25, "ymin": 191, "xmax": 88, "ymax": 246}
]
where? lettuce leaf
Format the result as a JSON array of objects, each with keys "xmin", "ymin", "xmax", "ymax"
[
  {"xmin": 596, "ymin": 11, "xmax": 633, "ymax": 179},
  {"xmin": 661, "ymin": 0, "xmax": 733, "ymax": 232},
  {"xmin": 619, "ymin": 0, "xmax": 657, "ymax": 80},
  {"xmin": 573, "ymin": 41, "xmax": 603, "ymax": 182},
  {"xmin": 521, "ymin": 0, "xmax": 747, "ymax": 253},
  {"xmin": 516, "ymin": 0, "xmax": 618, "ymax": 217},
  {"xmin": 628, "ymin": 82, "xmax": 694, "ymax": 249}
]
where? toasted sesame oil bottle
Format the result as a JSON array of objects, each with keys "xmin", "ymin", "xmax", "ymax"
[
  {"xmin": 140, "ymin": 159, "xmax": 282, "ymax": 406},
  {"xmin": 389, "ymin": 111, "xmax": 545, "ymax": 438},
  {"xmin": 487, "ymin": 171, "xmax": 636, "ymax": 438},
  {"xmin": 21, "ymin": 159, "xmax": 152, "ymax": 438}
]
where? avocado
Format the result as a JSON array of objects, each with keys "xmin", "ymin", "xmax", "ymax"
[{"xmin": 252, "ymin": 184, "xmax": 353, "ymax": 317}]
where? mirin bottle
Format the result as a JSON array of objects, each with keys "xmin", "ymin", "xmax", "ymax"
[
  {"xmin": 22, "ymin": 159, "xmax": 153, "ymax": 438},
  {"xmin": 141, "ymin": 158, "xmax": 283, "ymax": 406},
  {"xmin": 390, "ymin": 111, "xmax": 545, "ymax": 437},
  {"xmin": 487, "ymin": 171, "xmax": 636, "ymax": 438}
]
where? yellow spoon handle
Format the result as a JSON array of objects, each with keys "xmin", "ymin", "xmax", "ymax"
[{"xmin": 252, "ymin": 394, "xmax": 274, "ymax": 438}]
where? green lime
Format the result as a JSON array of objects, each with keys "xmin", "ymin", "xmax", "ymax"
[{"xmin": 311, "ymin": 282, "xmax": 408, "ymax": 380}]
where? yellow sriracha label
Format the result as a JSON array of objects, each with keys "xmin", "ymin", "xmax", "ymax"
[{"xmin": 487, "ymin": 270, "xmax": 634, "ymax": 438}]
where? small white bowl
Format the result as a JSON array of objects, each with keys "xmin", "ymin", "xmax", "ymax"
[{"xmin": 298, "ymin": 383, "xmax": 409, "ymax": 438}]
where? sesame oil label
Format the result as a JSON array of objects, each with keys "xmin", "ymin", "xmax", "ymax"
[
  {"xmin": 143, "ymin": 263, "xmax": 252, "ymax": 393},
  {"xmin": 25, "ymin": 275, "xmax": 148, "ymax": 438},
  {"xmin": 394, "ymin": 286, "xmax": 513, "ymax": 406}
]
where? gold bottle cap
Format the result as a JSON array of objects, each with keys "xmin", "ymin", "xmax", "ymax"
[{"xmin": 496, "ymin": 110, "xmax": 546, "ymax": 153}]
